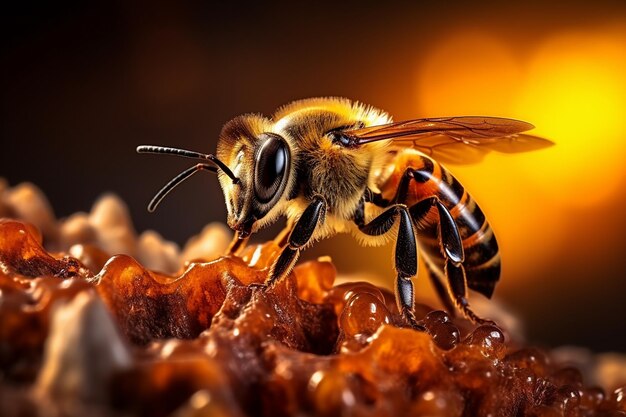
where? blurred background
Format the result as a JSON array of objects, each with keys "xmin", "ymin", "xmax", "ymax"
[{"xmin": 2, "ymin": 1, "xmax": 625, "ymax": 352}]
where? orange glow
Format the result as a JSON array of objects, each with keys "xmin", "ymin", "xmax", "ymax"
[
  {"xmin": 515, "ymin": 30, "xmax": 626, "ymax": 207},
  {"xmin": 414, "ymin": 24, "xmax": 626, "ymax": 289},
  {"xmin": 417, "ymin": 32, "xmax": 522, "ymax": 117}
]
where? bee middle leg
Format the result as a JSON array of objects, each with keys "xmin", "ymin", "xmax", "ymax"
[
  {"xmin": 355, "ymin": 203, "xmax": 425, "ymax": 331},
  {"xmin": 264, "ymin": 195, "xmax": 327, "ymax": 287}
]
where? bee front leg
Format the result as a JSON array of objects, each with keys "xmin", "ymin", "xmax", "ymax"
[
  {"xmin": 355, "ymin": 202, "xmax": 424, "ymax": 331},
  {"xmin": 265, "ymin": 195, "xmax": 327, "ymax": 287},
  {"xmin": 227, "ymin": 231, "xmax": 249, "ymax": 256}
]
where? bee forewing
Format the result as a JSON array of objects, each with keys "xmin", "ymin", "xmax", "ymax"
[
  {"xmin": 344, "ymin": 116, "xmax": 553, "ymax": 165},
  {"xmin": 345, "ymin": 116, "xmax": 535, "ymax": 141}
]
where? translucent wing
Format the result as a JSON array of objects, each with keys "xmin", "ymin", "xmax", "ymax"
[{"xmin": 342, "ymin": 116, "xmax": 553, "ymax": 165}]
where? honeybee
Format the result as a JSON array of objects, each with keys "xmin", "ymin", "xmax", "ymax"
[{"xmin": 137, "ymin": 97, "xmax": 551, "ymax": 328}]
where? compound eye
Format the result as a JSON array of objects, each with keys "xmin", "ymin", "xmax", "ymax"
[{"xmin": 254, "ymin": 133, "xmax": 289, "ymax": 203}]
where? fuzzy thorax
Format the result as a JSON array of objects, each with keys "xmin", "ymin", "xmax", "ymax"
[{"xmin": 215, "ymin": 97, "xmax": 394, "ymax": 241}]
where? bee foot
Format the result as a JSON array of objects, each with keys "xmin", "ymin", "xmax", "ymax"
[{"xmin": 402, "ymin": 307, "xmax": 426, "ymax": 332}]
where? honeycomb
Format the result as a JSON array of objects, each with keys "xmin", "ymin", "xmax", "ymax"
[{"xmin": 0, "ymin": 181, "xmax": 624, "ymax": 417}]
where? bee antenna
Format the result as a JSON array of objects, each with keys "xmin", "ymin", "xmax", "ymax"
[
  {"xmin": 146, "ymin": 163, "xmax": 218, "ymax": 212},
  {"xmin": 136, "ymin": 145, "xmax": 240, "ymax": 184}
]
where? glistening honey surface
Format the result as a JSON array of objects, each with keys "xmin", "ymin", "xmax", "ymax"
[{"xmin": 0, "ymin": 218, "xmax": 625, "ymax": 417}]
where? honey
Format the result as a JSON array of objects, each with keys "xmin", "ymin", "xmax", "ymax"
[{"xmin": 0, "ymin": 187, "xmax": 625, "ymax": 417}]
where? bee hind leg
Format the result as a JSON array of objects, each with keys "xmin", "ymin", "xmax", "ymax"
[
  {"xmin": 433, "ymin": 199, "xmax": 495, "ymax": 325},
  {"xmin": 424, "ymin": 260, "xmax": 457, "ymax": 317},
  {"xmin": 356, "ymin": 202, "xmax": 425, "ymax": 331},
  {"xmin": 264, "ymin": 195, "xmax": 327, "ymax": 287},
  {"xmin": 444, "ymin": 259, "xmax": 494, "ymax": 324}
]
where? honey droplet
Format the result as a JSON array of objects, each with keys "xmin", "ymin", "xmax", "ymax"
[
  {"xmin": 340, "ymin": 293, "xmax": 390, "ymax": 339},
  {"xmin": 505, "ymin": 348, "xmax": 550, "ymax": 377},
  {"xmin": 580, "ymin": 386, "xmax": 604, "ymax": 409},
  {"xmin": 422, "ymin": 310, "xmax": 460, "ymax": 350},
  {"xmin": 410, "ymin": 388, "xmax": 465, "ymax": 417},
  {"xmin": 464, "ymin": 324, "xmax": 506, "ymax": 359},
  {"xmin": 327, "ymin": 281, "xmax": 386, "ymax": 317},
  {"xmin": 612, "ymin": 386, "xmax": 626, "ymax": 412},
  {"xmin": 308, "ymin": 370, "xmax": 358, "ymax": 417}
]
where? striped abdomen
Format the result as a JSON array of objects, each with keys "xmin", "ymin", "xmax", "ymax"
[{"xmin": 379, "ymin": 149, "xmax": 500, "ymax": 298}]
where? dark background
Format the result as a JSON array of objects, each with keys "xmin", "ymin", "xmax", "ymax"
[{"xmin": 2, "ymin": 1, "xmax": 626, "ymax": 352}]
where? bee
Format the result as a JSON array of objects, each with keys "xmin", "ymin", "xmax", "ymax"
[{"xmin": 137, "ymin": 97, "xmax": 551, "ymax": 328}]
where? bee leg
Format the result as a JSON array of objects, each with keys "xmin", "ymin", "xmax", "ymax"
[
  {"xmin": 392, "ymin": 165, "xmax": 433, "ymax": 204},
  {"xmin": 356, "ymin": 204, "xmax": 424, "ymax": 331},
  {"xmin": 265, "ymin": 195, "xmax": 327, "ymax": 287},
  {"xmin": 405, "ymin": 196, "xmax": 456, "ymax": 316},
  {"xmin": 393, "ymin": 167, "xmax": 493, "ymax": 324},
  {"xmin": 424, "ymin": 260, "xmax": 457, "ymax": 317},
  {"xmin": 363, "ymin": 187, "xmax": 389, "ymax": 207},
  {"xmin": 227, "ymin": 231, "xmax": 249, "ymax": 256},
  {"xmin": 434, "ymin": 200, "xmax": 494, "ymax": 325}
]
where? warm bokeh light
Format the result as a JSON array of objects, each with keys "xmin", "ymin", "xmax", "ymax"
[
  {"xmin": 415, "ymin": 24, "xmax": 626, "ymax": 289},
  {"xmin": 516, "ymin": 30, "xmax": 626, "ymax": 207},
  {"xmin": 417, "ymin": 32, "xmax": 522, "ymax": 117}
]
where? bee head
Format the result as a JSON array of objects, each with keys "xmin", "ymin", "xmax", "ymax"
[{"xmin": 217, "ymin": 115, "xmax": 294, "ymax": 237}]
